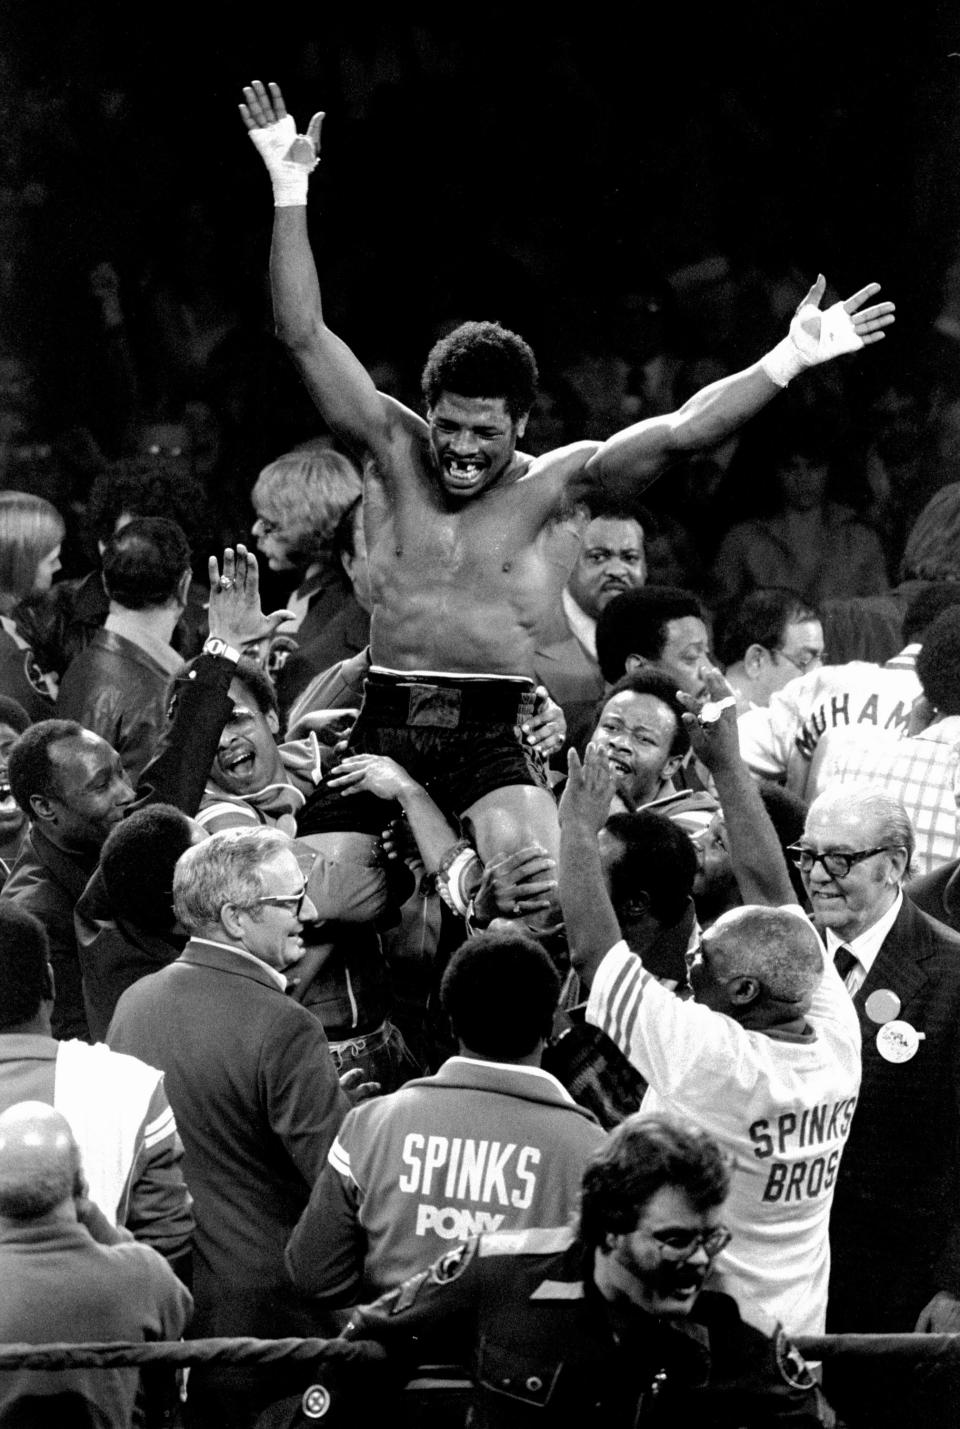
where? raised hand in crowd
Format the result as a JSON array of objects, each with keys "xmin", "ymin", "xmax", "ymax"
[{"xmin": 207, "ymin": 543, "xmax": 294, "ymax": 657}]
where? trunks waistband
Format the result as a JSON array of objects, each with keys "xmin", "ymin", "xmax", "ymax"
[{"xmin": 362, "ymin": 669, "xmax": 536, "ymax": 729}]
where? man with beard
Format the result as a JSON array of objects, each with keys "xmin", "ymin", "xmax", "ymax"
[
  {"xmin": 338, "ymin": 1116, "xmax": 829, "ymax": 1428},
  {"xmin": 241, "ymin": 78, "xmax": 894, "ymax": 933}
]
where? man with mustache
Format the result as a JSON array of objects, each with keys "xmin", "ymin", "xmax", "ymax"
[
  {"xmin": 536, "ymin": 499, "xmax": 647, "ymax": 752},
  {"xmin": 337, "ymin": 1117, "xmax": 829, "ymax": 1428}
]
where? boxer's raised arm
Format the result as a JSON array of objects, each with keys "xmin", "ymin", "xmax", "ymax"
[
  {"xmin": 241, "ymin": 80, "xmax": 415, "ymax": 459},
  {"xmin": 584, "ymin": 274, "xmax": 895, "ymax": 496}
]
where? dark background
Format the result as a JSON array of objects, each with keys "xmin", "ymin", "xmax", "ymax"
[
  {"xmin": 3, "ymin": 4, "xmax": 960, "ymax": 585},
  {"xmin": 5, "ymin": 6, "xmax": 959, "ymax": 355}
]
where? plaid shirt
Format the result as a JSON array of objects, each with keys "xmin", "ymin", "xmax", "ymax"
[{"xmin": 817, "ymin": 715, "xmax": 960, "ymax": 876}]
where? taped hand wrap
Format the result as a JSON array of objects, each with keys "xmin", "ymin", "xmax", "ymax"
[
  {"xmin": 761, "ymin": 301, "xmax": 864, "ymax": 387},
  {"xmin": 248, "ymin": 115, "xmax": 318, "ymax": 207}
]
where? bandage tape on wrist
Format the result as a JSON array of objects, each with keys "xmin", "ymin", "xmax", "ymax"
[
  {"xmin": 435, "ymin": 839, "xmax": 481, "ymax": 917},
  {"xmin": 248, "ymin": 117, "xmax": 317, "ymax": 207}
]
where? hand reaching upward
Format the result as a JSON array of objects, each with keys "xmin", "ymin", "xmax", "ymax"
[{"xmin": 240, "ymin": 81, "xmax": 324, "ymax": 205}]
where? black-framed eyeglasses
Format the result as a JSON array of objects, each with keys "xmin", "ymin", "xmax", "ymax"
[
  {"xmin": 787, "ymin": 844, "xmax": 900, "ymax": 879},
  {"xmin": 647, "ymin": 1226, "xmax": 732, "ymax": 1262},
  {"xmin": 246, "ymin": 890, "xmax": 309, "ymax": 916},
  {"xmin": 773, "ymin": 647, "xmax": 824, "ymax": 674}
]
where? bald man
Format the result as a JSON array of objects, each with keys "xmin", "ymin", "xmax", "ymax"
[
  {"xmin": 560, "ymin": 744, "xmax": 861, "ymax": 1341},
  {"xmin": 0, "ymin": 1102, "xmax": 191, "ymax": 1428}
]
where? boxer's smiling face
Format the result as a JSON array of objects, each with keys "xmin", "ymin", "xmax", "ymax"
[{"xmin": 428, "ymin": 393, "xmax": 525, "ymax": 499}]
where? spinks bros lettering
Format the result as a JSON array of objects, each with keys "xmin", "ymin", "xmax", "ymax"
[{"xmin": 749, "ymin": 1097, "xmax": 858, "ymax": 1204}]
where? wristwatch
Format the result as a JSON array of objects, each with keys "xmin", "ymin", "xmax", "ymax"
[{"xmin": 202, "ymin": 637, "xmax": 241, "ymax": 663}]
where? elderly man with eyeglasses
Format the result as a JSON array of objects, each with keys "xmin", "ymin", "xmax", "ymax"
[
  {"xmin": 797, "ymin": 781, "xmax": 960, "ymax": 1429},
  {"xmin": 107, "ymin": 825, "xmax": 356, "ymax": 1429}
]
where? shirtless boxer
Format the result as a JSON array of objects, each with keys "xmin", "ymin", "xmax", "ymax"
[{"xmin": 241, "ymin": 79, "xmax": 894, "ymax": 927}]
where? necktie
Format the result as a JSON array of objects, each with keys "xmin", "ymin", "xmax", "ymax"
[{"xmin": 834, "ymin": 945, "xmax": 858, "ymax": 982}]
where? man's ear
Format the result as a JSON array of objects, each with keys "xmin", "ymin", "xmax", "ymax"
[
  {"xmin": 624, "ymin": 653, "xmax": 653, "ymax": 675},
  {"xmin": 620, "ymin": 888, "xmax": 651, "ymax": 924},
  {"xmin": 744, "ymin": 643, "xmax": 772, "ymax": 678},
  {"xmin": 30, "ymin": 793, "xmax": 57, "ymax": 827},
  {"xmin": 220, "ymin": 902, "xmax": 246, "ymax": 942},
  {"xmin": 886, "ymin": 846, "xmax": 909, "ymax": 884},
  {"xmin": 727, "ymin": 974, "xmax": 761, "ymax": 1007},
  {"xmin": 661, "ymin": 753, "xmax": 684, "ymax": 783},
  {"xmin": 516, "ymin": 413, "xmax": 529, "ymax": 440},
  {"xmin": 267, "ymin": 709, "xmax": 280, "ymax": 737},
  {"xmin": 177, "ymin": 570, "xmax": 192, "ymax": 608},
  {"xmin": 42, "ymin": 961, "xmax": 56, "ymax": 1004}
]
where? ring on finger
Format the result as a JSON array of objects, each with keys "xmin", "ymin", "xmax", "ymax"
[{"xmin": 219, "ymin": 576, "xmax": 233, "ymax": 591}]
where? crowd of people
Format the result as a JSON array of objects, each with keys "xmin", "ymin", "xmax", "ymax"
[{"xmin": 2, "ymin": 69, "xmax": 960, "ymax": 1429}]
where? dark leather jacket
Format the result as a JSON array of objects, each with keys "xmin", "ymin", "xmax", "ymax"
[
  {"xmin": 56, "ymin": 628, "xmax": 176, "ymax": 783},
  {"xmin": 345, "ymin": 1229, "xmax": 828, "ymax": 1428}
]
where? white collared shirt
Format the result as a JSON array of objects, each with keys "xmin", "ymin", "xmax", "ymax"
[
  {"xmin": 824, "ymin": 889, "xmax": 904, "ymax": 995},
  {"xmin": 189, "ymin": 936, "xmax": 288, "ymax": 991},
  {"xmin": 561, "ymin": 588, "xmax": 597, "ymax": 661}
]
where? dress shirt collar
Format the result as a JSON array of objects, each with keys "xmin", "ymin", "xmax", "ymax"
[
  {"xmin": 188, "ymin": 936, "xmax": 288, "ymax": 991},
  {"xmin": 824, "ymin": 888, "xmax": 903, "ymax": 988},
  {"xmin": 562, "ymin": 587, "xmax": 597, "ymax": 661}
]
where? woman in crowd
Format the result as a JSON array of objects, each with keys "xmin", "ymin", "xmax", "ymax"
[{"xmin": 0, "ymin": 491, "xmax": 63, "ymax": 718}]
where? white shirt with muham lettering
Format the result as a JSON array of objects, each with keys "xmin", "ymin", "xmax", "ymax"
[
  {"xmin": 737, "ymin": 654, "xmax": 920, "ymax": 802},
  {"xmin": 586, "ymin": 934, "xmax": 861, "ymax": 1338}
]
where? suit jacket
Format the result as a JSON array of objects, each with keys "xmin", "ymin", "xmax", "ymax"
[
  {"xmin": 107, "ymin": 938, "xmax": 350, "ymax": 1338},
  {"xmin": 534, "ymin": 620, "xmax": 605, "ymax": 757},
  {"xmin": 907, "ymin": 858, "xmax": 960, "ymax": 933},
  {"xmin": 828, "ymin": 895, "xmax": 960, "ymax": 1330}
]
